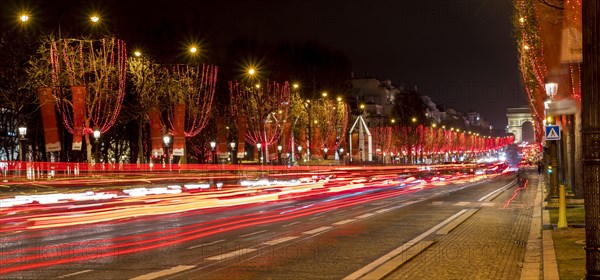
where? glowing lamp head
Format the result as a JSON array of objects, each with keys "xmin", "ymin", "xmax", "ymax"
[
  {"xmin": 297, "ymin": 146, "xmax": 302, "ymax": 152},
  {"xmin": 134, "ymin": 51, "xmax": 141, "ymax": 57},
  {"xmin": 256, "ymin": 143, "xmax": 262, "ymax": 150},
  {"xmin": 20, "ymin": 15, "xmax": 29, "ymax": 22},
  {"xmin": 411, "ymin": 117, "xmax": 417, "ymax": 123},
  {"xmin": 339, "ymin": 148, "xmax": 344, "ymax": 153},
  {"xmin": 324, "ymin": 148, "xmax": 328, "ymax": 153},
  {"xmin": 248, "ymin": 68, "xmax": 255, "ymax": 75},
  {"xmin": 93, "ymin": 129, "xmax": 101, "ymax": 140},
  {"xmin": 210, "ymin": 141, "xmax": 216, "ymax": 149},
  {"xmin": 18, "ymin": 125, "xmax": 27, "ymax": 137},
  {"xmin": 230, "ymin": 142, "xmax": 236, "ymax": 149},
  {"xmin": 277, "ymin": 145, "xmax": 282, "ymax": 151},
  {"xmin": 190, "ymin": 46, "xmax": 197, "ymax": 54},
  {"xmin": 322, "ymin": 92, "xmax": 328, "ymax": 97},
  {"xmin": 163, "ymin": 135, "xmax": 171, "ymax": 145},
  {"xmin": 90, "ymin": 16, "xmax": 99, "ymax": 23},
  {"xmin": 545, "ymin": 82, "xmax": 558, "ymax": 99}
]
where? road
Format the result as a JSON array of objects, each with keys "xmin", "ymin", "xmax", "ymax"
[{"xmin": 1, "ymin": 168, "xmax": 517, "ymax": 279}]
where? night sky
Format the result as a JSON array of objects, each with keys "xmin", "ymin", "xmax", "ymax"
[{"xmin": 6, "ymin": 0, "xmax": 527, "ymax": 128}]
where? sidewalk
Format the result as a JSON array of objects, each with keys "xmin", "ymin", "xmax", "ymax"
[{"xmin": 364, "ymin": 173, "xmax": 560, "ymax": 279}]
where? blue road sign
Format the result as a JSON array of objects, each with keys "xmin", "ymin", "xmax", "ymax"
[{"xmin": 545, "ymin": 125, "xmax": 561, "ymax": 140}]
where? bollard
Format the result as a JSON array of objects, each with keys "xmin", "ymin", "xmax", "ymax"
[{"xmin": 557, "ymin": 184, "xmax": 568, "ymax": 228}]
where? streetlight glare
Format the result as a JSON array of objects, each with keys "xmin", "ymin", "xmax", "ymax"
[
  {"xmin": 90, "ymin": 16, "xmax": 100, "ymax": 23},
  {"xmin": 322, "ymin": 92, "xmax": 328, "ymax": 97},
  {"xmin": 190, "ymin": 46, "xmax": 198, "ymax": 53},
  {"xmin": 134, "ymin": 51, "xmax": 141, "ymax": 57},
  {"xmin": 248, "ymin": 68, "xmax": 255, "ymax": 75},
  {"xmin": 293, "ymin": 83, "xmax": 299, "ymax": 89},
  {"xmin": 20, "ymin": 15, "xmax": 29, "ymax": 22}
]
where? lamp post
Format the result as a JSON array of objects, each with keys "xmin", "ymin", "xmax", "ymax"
[
  {"xmin": 93, "ymin": 128, "xmax": 101, "ymax": 164},
  {"xmin": 230, "ymin": 142, "xmax": 236, "ymax": 164},
  {"xmin": 277, "ymin": 145, "xmax": 282, "ymax": 165},
  {"xmin": 18, "ymin": 125, "xmax": 27, "ymax": 162},
  {"xmin": 256, "ymin": 143, "xmax": 262, "ymax": 165},
  {"xmin": 163, "ymin": 134, "xmax": 171, "ymax": 171},
  {"xmin": 545, "ymin": 82, "xmax": 559, "ymax": 199},
  {"xmin": 210, "ymin": 141, "xmax": 216, "ymax": 164},
  {"xmin": 323, "ymin": 147, "xmax": 328, "ymax": 160},
  {"xmin": 297, "ymin": 145, "xmax": 303, "ymax": 163}
]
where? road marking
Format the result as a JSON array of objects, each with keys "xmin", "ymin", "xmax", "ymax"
[
  {"xmin": 239, "ymin": 230, "xmax": 268, "ymax": 238},
  {"xmin": 130, "ymin": 265, "xmax": 195, "ymax": 280},
  {"xmin": 282, "ymin": 221, "xmax": 300, "ymax": 227},
  {"xmin": 356, "ymin": 213, "xmax": 374, "ymax": 219},
  {"xmin": 431, "ymin": 201, "xmax": 444, "ymax": 205},
  {"xmin": 206, "ymin": 248, "xmax": 257, "ymax": 261},
  {"xmin": 263, "ymin": 236, "xmax": 299, "ymax": 245},
  {"xmin": 187, "ymin": 239, "xmax": 225, "ymax": 250},
  {"xmin": 454, "ymin": 202, "xmax": 470, "ymax": 206},
  {"xmin": 478, "ymin": 179, "xmax": 517, "ymax": 201},
  {"xmin": 333, "ymin": 219, "xmax": 356, "ymax": 226},
  {"xmin": 303, "ymin": 226, "xmax": 331, "ymax": 235},
  {"xmin": 375, "ymin": 208, "xmax": 392, "ymax": 214},
  {"xmin": 344, "ymin": 209, "xmax": 468, "ymax": 280},
  {"xmin": 56, "ymin": 270, "xmax": 94, "ymax": 278},
  {"xmin": 481, "ymin": 202, "xmax": 495, "ymax": 207},
  {"xmin": 359, "ymin": 241, "xmax": 435, "ymax": 280}
]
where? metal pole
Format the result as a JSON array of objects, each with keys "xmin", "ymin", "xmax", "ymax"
[{"xmin": 582, "ymin": 1, "xmax": 600, "ymax": 278}]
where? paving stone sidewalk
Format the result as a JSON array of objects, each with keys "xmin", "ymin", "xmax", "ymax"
[{"xmin": 385, "ymin": 173, "xmax": 540, "ymax": 280}]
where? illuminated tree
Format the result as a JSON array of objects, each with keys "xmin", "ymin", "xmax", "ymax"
[
  {"xmin": 41, "ymin": 37, "xmax": 127, "ymax": 163},
  {"xmin": 128, "ymin": 55, "xmax": 163, "ymax": 163},
  {"xmin": 163, "ymin": 64, "xmax": 218, "ymax": 163},
  {"xmin": 310, "ymin": 97, "xmax": 349, "ymax": 158},
  {"xmin": 229, "ymin": 80, "xmax": 290, "ymax": 157}
]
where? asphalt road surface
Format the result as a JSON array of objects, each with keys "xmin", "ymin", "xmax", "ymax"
[{"xmin": 1, "ymin": 173, "xmax": 516, "ymax": 279}]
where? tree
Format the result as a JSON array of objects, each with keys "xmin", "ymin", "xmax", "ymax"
[
  {"xmin": 28, "ymin": 37, "xmax": 128, "ymax": 163},
  {"xmin": 0, "ymin": 30, "xmax": 41, "ymax": 161},
  {"xmin": 163, "ymin": 64, "xmax": 218, "ymax": 163},
  {"xmin": 229, "ymin": 80, "xmax": 290, "ymax": 161}
]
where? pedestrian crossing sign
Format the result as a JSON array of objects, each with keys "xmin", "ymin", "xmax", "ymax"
[{"xmin": 545, "ymin": 125, "xmax": 561, "ymax": 140}]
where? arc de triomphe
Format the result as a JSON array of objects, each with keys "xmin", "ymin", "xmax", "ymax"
[{"xmin": 506, "ymin": 107, "xmax": 536, "ymax": 143}]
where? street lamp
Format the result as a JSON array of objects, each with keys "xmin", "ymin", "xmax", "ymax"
[
  {"xmin": 338, "ymin": 147, "xmax": 344, "ymax": 163},
  {"xmin": 163, "ymin": 134, "xmax": 171, "ymax": 170},
  {"xmin": 20, "ymin": 14, "xmax": 29, "ymax": 22},
  {"xmin": 297, "ymin": 145, "xmax": 303, "ymax": 162},
  {"xmin": 256, "ymin": 143, "xmax": 262, "ymax": 165},
  {"xmin": 210, "ymin": 141, "xmax": 216, "ymax": 164},
  {"xmin": 323, "ymin": 147, "xmax": 329, "ymax": 160},
  {"xmin": 18, "ymin": 125, "xmax": 27, "ymax": 162},
  {"xmin": 545, "ymin": 82, "xmax": 559, "ymax": 199},
  {"xmin": 93, "ymin": 128, "xmax": 101, "ymax": 163},
  {"xmin": 230, "ymin": 142, "xmax": 236, "ymax": 163},
  {"xmin": 277, "ymin": 145, "xmax": 282, "ymax": 165}
]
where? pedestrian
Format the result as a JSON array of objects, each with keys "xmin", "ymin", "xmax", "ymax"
[{"xmin": 537, "ymin": 162, "xmax": 543, "ymax": 175}]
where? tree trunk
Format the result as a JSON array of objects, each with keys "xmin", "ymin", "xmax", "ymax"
[
  {"xmin": 85, "ymin": 133, "xmax": 92, "ymax": 164},
  {"xmin": 581, "ymin": 1, "xmax": 600, "ymax": 278},
  {"xmin": 138, "ymin": 122, "xmax": 144, "ymax": 164}
]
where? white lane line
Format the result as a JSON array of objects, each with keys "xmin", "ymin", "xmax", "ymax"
[
  {"xmin": 239, "ymin": 230, "xmax": 268, "ymax": 238},
  {"xmin": 454, "ymin": 202, "xmax": 470, "ymax": 206},
  {"xmin": 481, "ymin": 202, "xmax": 495, "ymax": 207},
  {"xmin": 263, "ymin": 236, "xmax": 299, "ymax": 245},
  {"xmin": 303, "ymin": 226, "xmax": 332, "ymax": 235},
  {"xmin": 282, "ymin": 221, "xmax": 300, "ymax": 227},
  {"xmin": 187, "ymin": 239, "xmax": 225, "ymax": 250},
  {"xmin": 56, "ymin": 270, "xmax": 94, "ymax": 278},
  {"xmin": 344, "ymin": 209, "xmax": 468, "ymax": 280},
  {"xmin": 356, "ymin": 213, "xmax": 374, "ymax": 219},
  {"xmin": 130, "ymin": 265, "xmax": 196, "ymax": 280},
  {"xmin": 375, "ymin": 208, "xmax": 392, "ymax": 214},
  {"xmin": 206, "ymin": 248, "xmax": 257, "ymax": 261},
  {"xmin": 478, "ymin": 179, "xmax": 517, "ymax": 201},
  {"xmin": 333, "ymin": 219, "xmax": 356, "ymax": 226}
]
